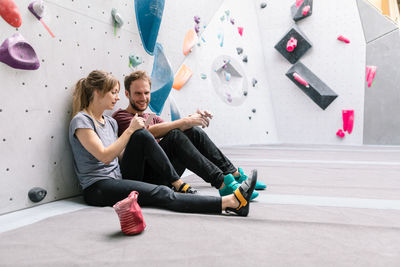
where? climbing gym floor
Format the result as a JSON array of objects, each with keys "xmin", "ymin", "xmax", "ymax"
[{"xmin": 0, "ymin": 144, "xmax": 399, "ymax": 266}]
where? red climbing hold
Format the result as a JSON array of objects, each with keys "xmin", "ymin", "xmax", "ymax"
[
  {"xmin": 296, "ymin": 0, "xmax": 304, "ymax": 8},
  {"xmin": 286, "ymin": 37, "xmax": 298, "ymax": 52},
  {"xmin": 342, "ymin": 110, "xmax": 354, "ymax": 134},
  {"xmin": 238, "ymin": 27, "xmax": 244, "ymax": 36},
  {"xmin": 336, "ymin": 129, "xmax": 345, "ymax": 138},
  {"xmin": 337, "ymin": 35, "xmax": 350, "ymax": 44},
  {"xmin": 0, "ymin": 0, "xmax": 22, "ymax": 28},
  {"xmin": 366, "ymin": 65, "xmax": 377, "ymax": 87},
  {"xmin": 293, "ymin": 72, "xmax": 309, "ymax": 88},
  {"xmin": 302, "ymin": 5, "xmax": 310, "ymax": 16}
]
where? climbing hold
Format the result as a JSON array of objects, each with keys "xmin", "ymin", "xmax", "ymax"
[
  {"xmin": 337, "ymin": 35, "xmax": 350, "ymax": 44},
  {"xmin": 135, "ymin": 0, "xmax": 165, "ymax": 55},
  {"xmin": 252, "ymin": 108, "xmax": 256, "ymax": 113},
  {"xmin": 286, "ymin": 37, "xmax": 298, "ymax": 52},
  {"xmin": 238, "ymin": 27, "xmax": 244, "ymax": 36},
  {"xmin": 336, "ymin": 129, "xmax": 345, "ymax": 138},
  {"xmin": 173, "ymin": 64, "xmax": 193, "ymax": 90},
  {"xmin": 0, "ymin": 33, "xmax": 40, "ymax": 70},
  {"xmin": 111, "ymin": 8, "xmax": 124, "ymax": 27},
  {"xmin": 226, "ymin": 93, "xmax": 232, "ymax": 103},
  {"xmin": 366, "ymin": 65, "xmax": 376, "ymax": 87},
  {"xmin": 220, "ymin": 15, "xmax": 225, "ymax": 22},
  {"xmin": 28, "ymin": 1, "xmax": 55, "ymax": 37},
  {"xmin": 248, "ymin": 116, "xmax": 252, "ymax": 120},
  {"xmin": 293, "ymin": 72, "xmax": 309, "ymax": 88},
  {"xmin": 183, "ymin": 28, "xmax": 198, "ymax": 55},
  {"xmin": 291, "ymin": 0, "xmax": 313, "ymax": 21},
  {"xmin": 200, "ymin": 73, "xmax": 207, "ymax": 79},
  {"xmin": 302, "ymin": 5, "xmax": 310, "ymax": 16},
  {"xmin": 260, "ymin": 2, "xmax": 267, "ymax": 8},
  {"xmin": 274, "ymin": 24, "xmax": 312, "ymax": 64},
  {"xmin": 169, "ymin": 95, "xmax": 181, "ymax": 121},
  {"xmin": 129, "ymin": 54, "xmax": 143, "ymax": 68},
  {"xmin": 342, "ymin": 110, "xmax": 354, "ymax": 134},
  {"xmin": 230, "ymin": 18, "xmax": 235, "ymax": 25},
  {"xmin": 28, "ymin": 187, "xmax": 47, "ymax": 202},
  {"xmin": 194, "ymin": 24, "xmax": 200, "ymax": 34},
  {"xmin": 242, "ymin": 55, "xmax": 248, "ymax": 63},
  {"xmin": 224, "ymin": 71, "xmax": 231, "ymax": 81},
  {"xmin": 194, "ymin": 15, "xmax": 200, "ymax": 24},
  {"xmin": 149, "ymin": 43, "xmax": 173, "ymax": 115},
  {"xmin": 296, "ymin": 0, "xmax": 304, "ymax": 7},
  {"xmin": 201, "ymin": 36, "xmax": 206, "ymax": 43},
  {"xmin": 225, "ymin": 10, "xmax": 230, "ymax": 17},
  {"xmin": 236, "ymin": 47, "xmax": 243, "ymax": 55},
  {"xmin": 218, "ymin": 31, "xmax": 224, "ymax": 47},
  {"xmin": 0, "ymin": 0, "xmax": 22, "ymax": 27},
  {"xmin": 252, "ymin": 78, "xmax": 258, "ymax": 87},
  {"xmin": 243, "ymin": 91, "xmax": 248, "ymax": 96},
  {"xmin": 286, "ymin": 62, "xmax": 338, "ymax": 110}
]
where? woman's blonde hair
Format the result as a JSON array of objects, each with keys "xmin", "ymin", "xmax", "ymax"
[{"xmin": 72, "ymin": 70, "xmax": 120, "ymax": 118}]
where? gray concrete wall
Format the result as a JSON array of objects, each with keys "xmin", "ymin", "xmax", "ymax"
[{"xmin": 357, "ymin": 0, "xmax": 400, "ymax": 145}]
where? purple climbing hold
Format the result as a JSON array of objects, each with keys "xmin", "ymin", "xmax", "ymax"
[
  {"xmin": 194, "ymin": 15, "xmax": 200, "ymax": 24},
  {"xmin": 0, "ymin": 33, "xmax": 40, "ymax": 70},
  {"xmin": 194, "ymin": 24, "xmax": 200, "ymax": 33},
  {"xmin": 230, "ymin": 18, "xmax": 235, "ymax": 25}
]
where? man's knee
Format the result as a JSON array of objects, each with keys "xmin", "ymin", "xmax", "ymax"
[
  {"xmin": 131, "ymin": 128, "xmax": 155, "ymax": 143},
  {"xmin": 164, "ymin": 128, "xmax": 186, "ymax": 141}
]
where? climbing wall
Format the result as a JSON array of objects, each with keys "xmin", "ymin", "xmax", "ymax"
[
  {"xmin": 0, "ymin": 0, "xmax": 155, "ymax": 214},
  {"xmin": 357, "ymin": 0, "xmax": 400, "ymax": 145},
  {"xmin": 257, "ymin": 0, "xmax": 366, "ymax": 144},
  {"xmin": 162, "ymin": 0, "xmax": 278, "ymax": 146}
]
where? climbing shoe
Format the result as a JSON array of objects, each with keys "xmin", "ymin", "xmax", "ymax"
[
  {"xmin": 234, "ymin": 167, "xmax": 266, "ymax": 190},
  {"xmin": 219, "ymin": 173, "xmax": 258, "ymax": 200},
  {"xmin": 226, "ymin": 169, "xmax": 257, "ymax": 216}
]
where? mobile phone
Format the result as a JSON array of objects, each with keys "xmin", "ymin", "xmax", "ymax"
[{"xmin": 145, "ymin": 113, "xmax": 156, "ymax": 126}]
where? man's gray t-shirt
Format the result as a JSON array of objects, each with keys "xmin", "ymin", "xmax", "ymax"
[{"xmin": 69, "ymin": 112, "xmax": 122, "ymax": 189}]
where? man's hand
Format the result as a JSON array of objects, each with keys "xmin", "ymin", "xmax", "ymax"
[{"xmin": 179, "ymin": 109, "xmax": 213, "ymax": 131}]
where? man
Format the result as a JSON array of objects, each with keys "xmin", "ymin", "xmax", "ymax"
[{"xmin": 112, "ymin": 71, "xmax": 265, "ymax": 198}]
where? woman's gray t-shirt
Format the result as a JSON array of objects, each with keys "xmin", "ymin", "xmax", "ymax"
[{"xmin": 69, "ymin": 112, "xmax": 122, "ymax": 189}]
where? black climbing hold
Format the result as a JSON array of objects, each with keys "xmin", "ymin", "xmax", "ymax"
[
  {"xmin": 291, "ymin": 0, "xmax": 313, "ymax": 22},
  {"xmin": 242, "ymin": 55, "xmax": 248, "ymax": 63},
  {"xmin": 274, "ymin": 24, "xmax": 312, "ymax": 64},
  {"xmin": 260, "ymin": 2, "xmax": 267, "ymax": 8},
  {"xmin": 243, "ymin": 91, "xmax": 248, "ymax": 96},
  {"xmin": 286, "ymin": 61, "xmax": 338, "ymax": 110},
  {"xmin": 252, "ymin": 108, "xmax": 256, "ymax": 113},
  {"xmin": 248, "ymin": 116, "xmax": 252, "ymax": 120},
  {"xmin": 236, "ymin": 47, "xmax": 243, "ymax": 55},
  {"xmin": 28, "ymin": 187, "xmax": 47, "ymax": 203},
  {"xmin": 252, "ymin": 78, "xmax": 258, "ymax": 87}
]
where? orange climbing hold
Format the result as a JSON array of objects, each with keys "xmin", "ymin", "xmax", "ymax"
[
  {"xmin": 183, "ymin": 29, "xmax": 197, "ymax": 56},
  {"xmin": 172, "ymin": 64, "xmax": 193, "ymax": 90}
]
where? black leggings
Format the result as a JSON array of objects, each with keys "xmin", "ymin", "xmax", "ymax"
[
  {"xmin": 83, "ymin": 179, "xmax": 222, "ymax": 214},
  {"xmin": 83, "ymin": 129, "xmax": 222, "ymax": 214}
]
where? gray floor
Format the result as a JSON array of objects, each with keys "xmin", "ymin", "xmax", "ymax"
[{"xmin": 1, "ymin": 144, "xmax": 399, "ymax": 266}]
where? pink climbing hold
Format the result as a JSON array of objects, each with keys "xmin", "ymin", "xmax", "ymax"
[
  {"xmin": 336, "ymin": 129, "xmax": 345, "ymax": 138},
  {"xmin": 302, "ymin": 5, "xmax": 310, "ymax": 16},
  {"xmin": 342, "ymin": 110, "xmax": 354, "ymax": 134},
  {"xmin": 238, "ymin": 27, "xmax": 244, "ymax": 36},
  {"xmin": 293, "ymin": 72, "xmax": 309, "ymax": 88},
  {"xmin": 286, "ymin": 37, "xmax": 298, "ymax": 52},
  {"xmin": 337, "ymin": 35, "xmax": 350, "ymax": 44},
  {"xmin": 296, "ymin": 0, "xmax": 304, "ymax": 8},
  {"xmin": 366, "ymin": 65, "xmax": 377, "ymax": 87}
]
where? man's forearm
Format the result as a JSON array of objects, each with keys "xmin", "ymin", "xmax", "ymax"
[{"xmin": 148, "ymin": 119, "xmax": 187, "ymax": 138}]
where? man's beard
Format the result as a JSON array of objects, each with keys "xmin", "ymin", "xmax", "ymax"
[{"xmin": 130, "ymin": 100, "xmax": 147, "ymax": 112}]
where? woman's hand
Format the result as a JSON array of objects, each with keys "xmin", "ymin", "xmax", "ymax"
[{"xmin": 128, "ymin": 114, "xmax": 145, "ymax": 133}]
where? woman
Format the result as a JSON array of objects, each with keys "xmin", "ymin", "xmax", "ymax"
[{"xmin": 69, "ymin": 70, "xmax": 257, "ymax": 216}]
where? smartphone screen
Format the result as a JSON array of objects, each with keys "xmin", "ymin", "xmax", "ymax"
[{"xmin": 145, "ymin": 113, "xmax": 156, "ymax": 126}]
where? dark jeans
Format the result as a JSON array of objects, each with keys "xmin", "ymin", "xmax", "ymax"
[
  {"xmin": 158, "ymin": 127, "xmax": 237, "ymax": 189},
  {"xmin": 83, "ymin": 179, "xmax": 221, "ymax": 214}
]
